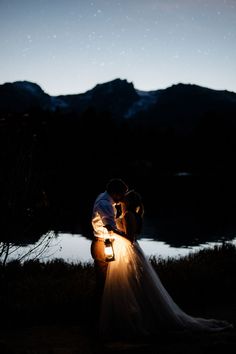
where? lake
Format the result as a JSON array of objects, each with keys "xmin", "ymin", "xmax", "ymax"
[
  {"xmin": 7, "ymin": 226, "xmax": 236, "ymax": 264},
  {"xmin": 33, "ymin": 232, "xmax": 236, "ymax": 263},
  {"xmin": 4, "ymin": 174, "xmax": 236, "ymax": 264}
]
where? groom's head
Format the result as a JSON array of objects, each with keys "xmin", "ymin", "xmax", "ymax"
[{"xmin": 106, "ymin": 178, "xmax": 128, "ymax": 203}]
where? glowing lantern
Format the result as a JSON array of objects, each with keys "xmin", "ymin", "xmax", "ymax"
[{"xmin": 104, "ymin": 238, "xmax": 115, "ymax": 261}]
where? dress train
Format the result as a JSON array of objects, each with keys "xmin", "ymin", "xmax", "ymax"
[{"xmin": 99, "ymin": 235, "xmax": 233, "ymax": 339}]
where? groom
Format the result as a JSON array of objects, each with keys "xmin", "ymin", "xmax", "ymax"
[{"xmin": 91, "ymin": 178, "xmax": 128, "ymax": 297}]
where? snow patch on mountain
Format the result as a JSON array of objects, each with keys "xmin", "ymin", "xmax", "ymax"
[{"xmin": 124, "ymin": 90, "xmax": 158, "ymax": 118}]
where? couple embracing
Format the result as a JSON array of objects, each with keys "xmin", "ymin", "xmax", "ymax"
[{"xmin": 91, "ymin": 178, "xmax": 233, "ymax": 341}]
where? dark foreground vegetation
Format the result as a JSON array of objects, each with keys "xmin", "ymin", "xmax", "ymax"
[{"xmin": 0, "ymin": 242, "xmax": 236, "ymax": 353}]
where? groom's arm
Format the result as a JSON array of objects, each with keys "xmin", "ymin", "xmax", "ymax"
[
  {"xmin": 99, "ymin": 201, "xmax": 126, "ymax": 237},
  {"xmin": 104, "ymin": 224, "xmax": 126, "ymax": 237}
]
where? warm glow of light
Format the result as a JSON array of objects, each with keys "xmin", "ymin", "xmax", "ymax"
[
  {"xmin": 104, "ymin": 239, "xmax": 115, "ymax": 261},
  {"xmin": 104, "ymin": 245, "xmax": 113, "ymax": 258}
]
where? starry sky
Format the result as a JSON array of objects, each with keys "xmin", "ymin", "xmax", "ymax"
[{"xmin": 0, "ymin": 0, "xmax": 235, "ymax": 95}]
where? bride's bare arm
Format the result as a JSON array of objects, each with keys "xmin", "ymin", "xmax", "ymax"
[{"xmin": 123, "ymin": 212, "xmax": 136, "ymax": 242}]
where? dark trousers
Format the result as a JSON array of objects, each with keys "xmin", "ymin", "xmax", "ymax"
[{"xmin": 90, "ymin": 239, "xmax": 108, "ymax": 307}]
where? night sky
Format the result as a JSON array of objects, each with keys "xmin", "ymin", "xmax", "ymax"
[{"xmin": 1, "ymin": 0, "xmax": 235, "ymax": 95}]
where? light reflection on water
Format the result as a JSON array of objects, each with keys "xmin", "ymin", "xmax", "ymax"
[{"xmin": 8, "ymin": 231, "xmax": 236, "ymax": 264}]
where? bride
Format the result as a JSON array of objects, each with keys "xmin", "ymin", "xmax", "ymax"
[{"xmin": 99, "ymin": 190, "xmax": 233, "ymax": 339}]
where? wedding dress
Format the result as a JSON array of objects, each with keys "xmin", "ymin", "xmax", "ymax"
[{"xmin": 99, "ymin": 235, "xmax": 233, "ymax": 339}]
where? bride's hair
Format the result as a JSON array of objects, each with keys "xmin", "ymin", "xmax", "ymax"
[{"xmin": 125, "ymin": 190, "xmax": 144, "ymax": 218}]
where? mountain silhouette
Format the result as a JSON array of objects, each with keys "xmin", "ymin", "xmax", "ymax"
[
  {"xmin": 0, "ymin": 81, "xmax": 52, "ymax": 113},
  {"xmin": 1, "ymin": 79, "xmax": 236, "ymax": 129}
]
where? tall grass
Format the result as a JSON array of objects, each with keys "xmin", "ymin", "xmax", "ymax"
[
  {"xmin": 0, "ymin": 259, "xmax": 96, "ymax": 329},
  {"xmin": 1, "ymin": 242, "xmax": 235, "ymax": 329},
  {"xmin": 150, "ymin": 242, "xmax": 236, "ymax": 312}
]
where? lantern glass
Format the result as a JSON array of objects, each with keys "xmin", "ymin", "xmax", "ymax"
[{"xmin": 104, "ymin": 238, "xmax": 115, "ymax": 261}]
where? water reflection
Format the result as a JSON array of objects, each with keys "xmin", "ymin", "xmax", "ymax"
[
  {"xmin": 6, "ymin": 231, "xmax": 236, "ymax": 264},
  {"xmin": 142, "ymin": 213, "xmax": 236, "ymax": 247}
]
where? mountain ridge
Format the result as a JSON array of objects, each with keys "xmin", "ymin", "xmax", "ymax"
[
  {"xmin": 0, "ymin": 79, "xmax": 236, "ymax": 127},
  {"xmin": 15, "ymin": 78, "xmax": 236, "ymax": 96}
]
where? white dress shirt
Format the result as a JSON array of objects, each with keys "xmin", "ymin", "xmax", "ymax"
[{"xmin": 91, "ymin": 191, "xmax": 119, "ymax": 238}]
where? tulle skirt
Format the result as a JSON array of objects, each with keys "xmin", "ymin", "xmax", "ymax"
[{"xmin": 99, "ymin": 235, "xmax": 233, "ymax": 339}]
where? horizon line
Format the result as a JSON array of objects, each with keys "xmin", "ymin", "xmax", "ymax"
[{"xmin": 0, "ymin": 78, "xmax": 235, "ymax": 97}]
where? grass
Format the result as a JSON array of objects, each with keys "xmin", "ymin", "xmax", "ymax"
[
  {"xmin": 150, "ymin": 242, "xmax": 236, "ymax": 313},
  {"xmin": 0, "ymin": 258, "xmax": 96, "ymax": 329},
  {"xmin": 0, "ymin": 242, "xmax": 236, "ymax": 353}
]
